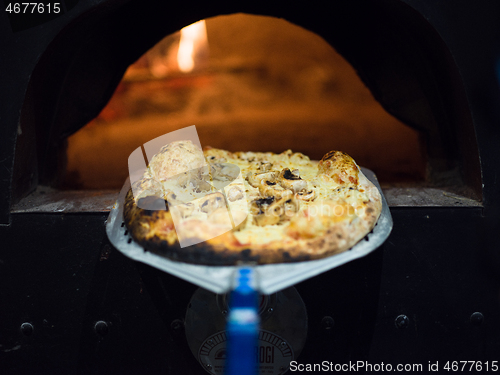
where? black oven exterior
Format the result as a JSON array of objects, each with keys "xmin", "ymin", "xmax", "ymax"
[{"xmin": 1, "ymin": 1, "xmax": 500, "ymax": 374}]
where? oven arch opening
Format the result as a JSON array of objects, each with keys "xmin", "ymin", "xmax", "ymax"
[
  {"xmin": 12, "ymin": 0, "xmax": 482, "ymax": 210},
  {"xmin": 63, "ymin": 13, "xmax": 426, "ymax": 190}
]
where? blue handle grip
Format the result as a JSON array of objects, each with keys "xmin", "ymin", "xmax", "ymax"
[{"xmin": 225, "ymin": 268, "xmax": 259, "ymax": 375}]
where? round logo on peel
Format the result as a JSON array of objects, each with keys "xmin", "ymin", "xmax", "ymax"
[{"xmin": 198, "ymin": 329, "xmax": 294, "ymax": 375}]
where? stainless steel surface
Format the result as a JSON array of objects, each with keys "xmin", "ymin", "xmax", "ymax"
[
  {"xmin": 381, "ymin": 186, "xmax": 482, "ymax": 207},
  {"xmin": 10, "ymin": 184, "xmax": 481, "ymax": 214},
  {"xmin": 11, "ymin": 186, "xmax": 117, "ymax": 213},
  {"xmin": 106, "ymin": 167, "xmax": 393, "ymax": 294}
]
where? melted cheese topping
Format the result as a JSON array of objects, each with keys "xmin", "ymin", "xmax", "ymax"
[
  {"xmin": 234, "ymin": 225, "xmax": 291, "ymax": 246},
  {"xmin": 134, "ymin": 143, "xmax": 376, "ymax": 246},
  {"xmin": 204, "ymin": 148, "xmax": 372, "ymax": 245}
]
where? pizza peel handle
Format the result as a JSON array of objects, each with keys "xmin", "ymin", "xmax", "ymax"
[
  {"xmin": 106, "ymin": 168, "xmax": 392, "ymax": 294},
  {"xmin": 224, "ymin": 267, "xmax": 259, "ymax": 375}
]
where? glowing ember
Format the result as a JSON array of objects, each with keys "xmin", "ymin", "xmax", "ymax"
[{"xmin": 177, "ymin": 20, "xmax": 208, "ymax": 73}]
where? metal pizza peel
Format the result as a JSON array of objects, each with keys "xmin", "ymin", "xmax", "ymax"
[{"xmin": 106, "ymin": 167, "xmax": 393, "ymax": 295}]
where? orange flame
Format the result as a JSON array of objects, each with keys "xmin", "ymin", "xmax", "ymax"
[{"xmin": 177, "ymin": 20, "xmax": 208, "ymax": 73}]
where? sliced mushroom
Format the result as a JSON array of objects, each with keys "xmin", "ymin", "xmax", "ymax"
[
  {"xmin": 271, "ymin": 195, "xmax": 300, "ymax": 221},
  {"xmin": 199, "ymin": 192, "xmax": 226, "ymax": 215},
  {"xmin": 282, "ymin": 179, "xmax": 307, "ymax": 193},
  {"xmin": 296, "ymin": 189, "xmax": 316, "ymax": 201},
  {"xmin": 210, "ymin": 164, "xmax": 229, "ymax": 181},
  {"xmin": 165, "ymin": 191, "xmax": 182, "ymax": 206},
  {"xmin": 250, "ymin": 197, "xmax": 273, "ymax": 225},
  {"xmin": 255, "ymin": 196, "xmax": 275, "ymax": 206},
  {"xmin": 283, "ymin": 196, "xmax": 300, "ymax": 219},
  {"xmin": 171, "ymin": 167, "xmax": 212, "ymax": 192},
  {"xmin": 260, "ymin": 161, "xmax": 272, "ymax": 172},
  {"xmin": 210, "ymin": 162, "xmax": 238, "ymax": 181},
  {"xmin": 249, "ymin": 200, "xmax": 264, "ymax": 216},
  {"xmin": 247, "ymin": 171, "xmax": 277, "ymax": 188},
  {"xmin": 189, "ymin": 177, "xmax": 212, "ymax": 193},
  {"xmin": 198, "ymin": 165, "xmax": 211, "ymax": 179},
  {"xmin": 132, "ymin": 175, "xmax": 164, "ymax": 204},
  {"xmin": 278, "ymin": 168, "xmax": 308, "ymax": 193},
  {"xmin": 227, "ymin": 186, "xmax": 244, "ymax": 202},
  {"xmin": 266, "ymin": 200, "xmax": 286, "ymax": 220},
  {"xmin": 252, "ymin": 195, "xmax": 299, "ymax": 226},
  {"xmin": 165, "ymin": 192, "xmax": 195, "ymax": 218},
  {"xmin": 174, "ymin": 172, "xmax": 190, "ymax": 188},
  {"xmin": 259, "ymin": 182, "xmax": 293, "ymax": 200}
]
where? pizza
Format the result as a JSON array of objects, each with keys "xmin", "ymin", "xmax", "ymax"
[{"xmin": 123, "ymin": 140, "xmax": 382, "ymax": 265}]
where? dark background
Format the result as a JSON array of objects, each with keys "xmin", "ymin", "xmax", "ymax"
[{"xmin": 1, "ymin": 0, "xmax": 500, "ymax": 373}]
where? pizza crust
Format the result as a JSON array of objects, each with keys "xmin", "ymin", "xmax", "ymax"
[{"xmin": 123, "ymin": 143, "xmax": 382, "ymax": 265}]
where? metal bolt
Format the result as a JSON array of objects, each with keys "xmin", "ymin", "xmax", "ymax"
[
  {"xmin": 280, "ymin": 341, "xmax": 287, "ymax": 348},
  {"xmin": 321, "ymin": 316, "xmax": 334, "ymax": 330},
  {"xmin": 94, "ymin": 321, "xmax": 109, "ymax": 336},
  {"xmin": 470, "ymin": 312, "xmax": 484, "ymax": 326},
  {"xmin": 170, "ymin": 319, "xmax": 184, "ymax": 331},
  {"xmin": 206, "ymin": 363, "xmax": 212, "ymax": 370},
  {"xmin": 20, "ymin": 322, "xmax": 34, "ymax": 336},
  {"xmin": 221, "ymin": 310, "xmax": 228, "ymax": 315},
  {"xmin": 207, "ymin": 339, "xmax": 214, "ymax": 345},
  {"xmin": 100, "ymin": 244, "xmax": 112, "ymax": 261},
  {"xmin": 267, "ymin": 307, "xmax": 274, "ymax": 313},
  {"xmin": 395, "ymin": 315, "xmax": 409, "ymax": 329}
]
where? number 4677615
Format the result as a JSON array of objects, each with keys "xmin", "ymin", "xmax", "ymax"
[
  {"xmin": 5, "ymin": 3, "xmax": 61, "ymax": 14},
  {"xmin": 444, "ymin": 361, "xmax": 499, "ymax": 372}
]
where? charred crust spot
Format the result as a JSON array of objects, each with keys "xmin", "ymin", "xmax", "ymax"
[
  {"xmin": 255, "ymin": 197, "xmax": 275, "ymax": 206},
  {"xmin": 266, "ymin": 181, "xmax": 276, "ymax": 186},
  {"xmin": 322, "ymin": 150, "xmax": 338, "ymax": 161},
  {"xmin": 283, "ymin": 168, "xmax": 301, "ymax": 180},
  {"xmin": 366, "ymin": 208, "xmax": 374, "ymax": 214},
  {"xmin": 281, "ymin": 251, "xmax": 311, "ymax": 262},
  {"xmin": 133, "ymin": 234, "xmax": 262, "ymax": 266},
  {"xmin": 336, "ymin": 233, "xmax": 343, "ymax": 239}
]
